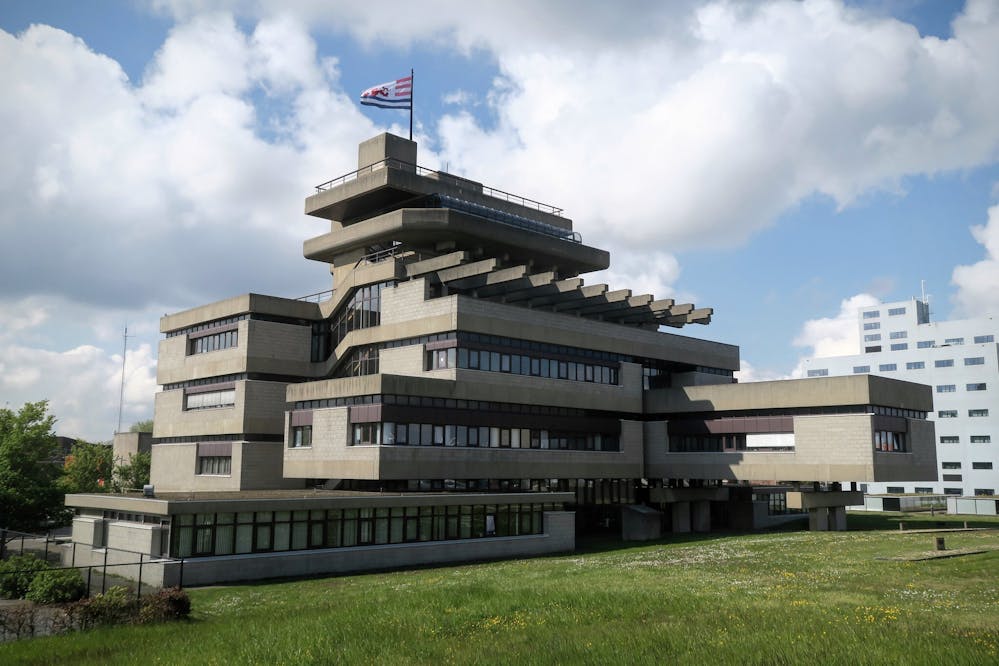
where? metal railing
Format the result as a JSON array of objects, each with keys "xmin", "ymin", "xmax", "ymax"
[
  {"xmin": 296, "ymin": 289, "xmax": 335, "ymax": 303},
  {"xmin": 314, "ymin": 158, "xmax": 564, "ymax": 216}
]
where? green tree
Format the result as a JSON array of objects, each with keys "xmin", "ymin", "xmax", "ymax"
[
  {"xmin": 0, "ymin": 401, "xmax": 65, "ymax": 531},
  {"xmin": 128, "ymin": 419, "xmax": 153, "ymax": 433},
  {"xmin": 113, "ymin": 451, "xmax": 151, "ymax": 491},
  {"xmin": 60, "ymin": 441, "xmax": 114, "ymax": 494}
]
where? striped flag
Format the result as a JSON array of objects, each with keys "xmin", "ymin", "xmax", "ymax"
[{"xmin": 360, "ymin": 75, "xmax": 413, "ymax": 110}]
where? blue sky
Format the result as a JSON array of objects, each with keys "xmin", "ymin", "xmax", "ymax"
[{"xmin": 1, "ymin": 0, "xmax": 998, "ymax": 439}]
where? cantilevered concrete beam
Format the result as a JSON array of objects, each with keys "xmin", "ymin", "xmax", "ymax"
[
  {"xmin": 433, "ymin": 258, "xmax": 498, "ymax": 284},
  {"xmin": 474, "ymin": 271, "xmax": 557, "ymax": 299},
  {"xmin": 405, "ymin": 251, "xmax": 470, "ymax": 278},
  {"xmin": 446, "ymin": 265, "xmax": 528, "ymax": 292},
  {"xmin": 500, "ymin": 277, "xmax": 583, "ymax": 304},
  {"xmin": 575, "ymin": 293, "xmax": 651, "ymax": 317},
  {"xmin": 553, "ymin": 288, "xmax": 631, "ymax": 313}
]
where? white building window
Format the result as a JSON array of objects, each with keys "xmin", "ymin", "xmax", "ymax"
[
  {"xmin": 888, "ymin": 307, "xmax": 906, "ymax": 316},
  {"xmin": 185, "ymin": 389, "xmax": 236, "ymax": 410}
]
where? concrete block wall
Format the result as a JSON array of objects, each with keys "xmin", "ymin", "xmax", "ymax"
[{"xmin": 284, "ymin": 406, "xmax": 378, "ymax": 479}]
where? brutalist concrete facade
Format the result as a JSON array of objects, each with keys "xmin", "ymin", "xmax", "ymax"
[{"xmin": 65, "ymin": 134, "xmax": 937, "ymax": 585}]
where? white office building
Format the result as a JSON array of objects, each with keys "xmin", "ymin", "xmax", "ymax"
[{"xmin": 801, "ymin": 298, "xmax": 998, "ymax": 498}]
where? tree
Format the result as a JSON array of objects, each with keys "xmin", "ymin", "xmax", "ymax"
[
  {"xmin": 113, "ymin": 451, "xmax": 151, "ymax": 491},
  {"xmin": 0, "ymin": 401, "xmax": 65, "ymax": 531},
  {"xmin": 128, "ymin": 419, "xmax": 153, "ymax": 433},
  {"xmin": 60, "ymin": 441, "xmax": 114, "ymax": 494}
]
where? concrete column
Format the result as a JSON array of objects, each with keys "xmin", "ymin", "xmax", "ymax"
[
  {"xmin": 671, "ymin": 502, "xmax": 691, "ymax": 533},
  {"xmin": 829, "ymin": 506, "xmax": 847, "ymax": 531},
  {"xmin": 691, "ymin": 501, "xmax": 711, "ymax": 533},
  {"xmin": 808, "ymin": 507, "xmax": 830, "ymax": 531}
]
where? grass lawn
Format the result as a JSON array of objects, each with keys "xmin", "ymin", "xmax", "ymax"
[{"xmin": 3, "ymin": 512, "xmax": 998, "ymax": 665}]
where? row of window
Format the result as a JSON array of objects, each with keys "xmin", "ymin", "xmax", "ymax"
[
  {"xmin": 167, "ymin": 314, "xmax": 249, "ymax": 338},
  {"xmin": 429, "ymin": 347, "xmax": 620, "ymax": 385},
  {"xmin": 873, "ymin": 430, "xmax": 908, "ymax": 453},
  {"xmin": 845, "ymin": 357, "xmax": 988, "ymax": 374},
  {"xmin": 937, "ymin": 383, "xmax": 988, "ymax": 392},
  {"xmin": 184, "ymin": 389, "xmax": 235, "ymax": 411},
  {"xmin": 197, "ymin": 456, "xmax": 232, "ymax": 475},
  {"xmin": 171, "ymin": 503, "xmax": 555, "ymax": 558},
  {"xmin": 941, "ymin": 462, "xmax": 994, "ymax": 470},
  {"xmin": 938, "ymin": 409, "xmax": 990, "ymax": 418},
  {"xmin": 292, "ymin": 394, "xmax": 588, "ymax": 418},
  {"xmin": 940, "ymin": 436, "xmax": 992, "ymax": 444},
  {"xmin": 188, "ymin": 330, "xmax": 238, "ymax": 355},
  {"xmin": 668, "ymin": 434, "xmax": 776, "ymax": 453},
  {"xmin": 883, "ymin": 486, "xmax": 995, "ymax": 496},
  {"xmin": 342, "ymin": 422, "xmax": 619, "ymax": 452}
]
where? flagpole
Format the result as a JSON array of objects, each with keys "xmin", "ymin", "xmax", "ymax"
[{"xmin": 409, "ymin": 68, "xmax": 414, "ymax": 141}]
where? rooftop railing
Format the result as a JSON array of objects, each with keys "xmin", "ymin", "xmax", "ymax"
[{"xmin": 314, "ymin": 158, "xmax": 564, "ymax": 216}]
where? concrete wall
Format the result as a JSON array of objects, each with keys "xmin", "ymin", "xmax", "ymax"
[
  {"xmin": 112, "ymin": 432, "xmax": 152, "ymax": 463},
  {"xmin": 155, "ymin": 380, "xmax": 288, "ymax": 439}
]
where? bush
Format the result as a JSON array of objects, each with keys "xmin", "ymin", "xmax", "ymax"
[
  {"xmin": 137, "ymin": 587, "xmax": 191, "ymax": 623},
  {"xmin": 76, "ymin": 585, "xmax": 137, "ymax": 629},
  {"xmin": 0, "ymin": 554, "xmax": 51, "ymax": 599},
  {"xmin": 25, "ymin": 568, "xmax": 87, "ymax": 604}
]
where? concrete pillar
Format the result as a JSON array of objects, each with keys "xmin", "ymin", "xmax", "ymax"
[
  {"xmin": 691, "ymin": 501, "xmax": 711, "ymax": 533},
  {"xmin": 808, "ymin": 507, "xmax": 830, "ymax": 531},
  {"xmin": 829, "ymin": 506, "xmax": 847, "ymax": 531},
  {"xmin": 671, "ymin": 502, "xmax": 691, "ymax": 533}
]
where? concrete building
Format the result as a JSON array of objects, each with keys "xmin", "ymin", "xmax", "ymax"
[
  {"xmin": 801, "ymin": 298, "xmax": 998, "ymax": 505},
  {"xmin": 65, "ymin": 134, "xmax": 939, "ymax": 584}
]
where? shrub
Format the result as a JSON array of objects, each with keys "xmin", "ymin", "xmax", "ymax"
[
  {"xmin": 0, "ymin": 554, "xmax": 51, "ymax": 599},
  {"xmin": 137, "ymin": 587, "xmax": 191, "ymax": 623},
  {"xmin": 25, "ymin": 568, "xmax": 87, "ymax": 604},
  {"xmin": 76, "ymin": 585, "xmax": 137, "ymax": 629}
]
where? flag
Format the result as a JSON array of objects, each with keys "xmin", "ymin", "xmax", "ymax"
[{"xmin": 360, "ymin": 75, "xmax": 413, "ymax": 110}]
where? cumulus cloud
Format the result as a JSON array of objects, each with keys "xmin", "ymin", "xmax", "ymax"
[
  {"xmin": 0, "ymin": 296, "xmax": 158, "ymax": 441},
  {"xmin": 792, "ymin": 292, "xmax": 880, "ymax": 358},
  {"xmin": 951, "ymin": 202, "xmax": 999, "ymax": 316}
]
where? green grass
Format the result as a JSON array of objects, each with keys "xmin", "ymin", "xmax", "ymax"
[{"xmin": 3, "ymin": 512, "xmax": 998, "ymax": 665}]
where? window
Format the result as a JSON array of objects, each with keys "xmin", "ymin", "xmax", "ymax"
[
  {"xmin": 879, "ymin": 364, "xmax": 897, "ymax": 372},
  {"xmin": 188, "ymin": 329, "xmax": 238, "ymax": 355},
  {"xmin": 967, "ymin": 383, "xmax": 987, "ymax": 391},
  {"xmin": 943, "ymin": 488, "xmax": 963, "ymax": 495},
  {"xmin": 873, "ymin": 430, "xmax": 907, "ymax": 452},
  {"xmin": 863, "ymin": 310, "xmax": 880, "ymax": 319},
  {"xmin": 935, "ymin": 359, "xmax": 954, "ymax": 368},
  {"xmin": 906, "ymin": 361, "xmax": 924, "ymax": 370},
  {"xmin": 975, "ymin": 489, "xmax": 995, "ymax": 496},
  {"xmin": 942, "ymin": 474, "xmax": 963, "ymax": 482},
  {"xmin": 890, "ymin": 343, "xmax": 908, "ymax": 351},
  {"xmin": 940, "ymin": 436, "xmax": 959, "ymax": 444},
  {"xmin": 889, "ymin": 331, "xmax": 907, "ymax": 340},
  {"xmin": 917, "ymin": 340, "xmax": 935, "ymax": 349},
  {"xmin": 291, "ymin": 425, "xmax": 312, "ymax": 448},
  {"xmin": 936, "ymin": 385, "xmax": 956, "ymax": 393},
  {"xmin": 973, "ymin": 335, "xmax": 994, "ymax": 343},
  {"xmin": 944, "ymin": 337, "xmax": 964, "ymax": 345},
  {"xmin": 865, "ymin": 346, "xmax": 882, "ymax": 353},
  {"xmin": 969, "ymin": 409, "xmax": 989, "ymax": 417},
  {"xmin": 853, "ymin": 365, "xmax": 870, "ymax": 374},
  {"xmin": 351, "ymin": 423, "xmax": 380, "ymax": 446},
  {"xmin": 863, "ymin": 322, "xmax": 880, "ymax": 331},
  {"xmin": 185, "ymin": 389, "xmax": 236, "ymax": 410},
  {"xmin": 197, "ymin": 456, "xmax": 231, "ymax": 475},
  {"xmin": 964, "ymin": 357, "xmax": 985, "ymax": 366},
  {"xmin": 937, "ymin": 410, "xmax": 958, "ymax": 418},
  {"xmin": 972, "ymin": 462, "xmax": 994, "ymax": 470},
  {"xmin": 914, "ymin": 487, "xmax": 933, "ymax": 494},
  {"xmin": 888, "ymin": 307, "xmax": 906, "ymax": 316},
  {"xmin": 970, "ymin": 435, "xmax": 992, "ymax": 444},
  {"xmin": 807, "ymin": 369, "xmax": 828, "ymax": 377},
  {"xmin": 864, "ymin": 334, "xmax": 882, "ymax": 342},
  {"xmin": 941, "ymin": 462, "xmax": 961, "ymax": 470},
  {"xmin": 886, "ymin": 486, "xmax": 904, "ymax": 494}
]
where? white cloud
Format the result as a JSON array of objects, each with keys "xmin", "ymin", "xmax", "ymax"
[
  {"xmin": 735, "ymin": 359, "xmax": 789, "ymax": 383},
  {"xmin": 951, "ymin": 202, "xmax": 999, "ymax": 317},
  {"xmin": 792, "ymin": 292, "xmax": 880, "ymax": 359}
]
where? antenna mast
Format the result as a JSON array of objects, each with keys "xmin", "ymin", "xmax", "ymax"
[{"xmin": 116, "ymin": 325, "xmax": 132, "ymax": 435}]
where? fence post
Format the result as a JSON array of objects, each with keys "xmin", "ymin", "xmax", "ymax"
[
  {"xmin": 87, "ymin": 566, "xmax": 93, "ymax": 598},
  {"xmin": 44, "ymin": 531, "xmax": 50, "ymax": 562},
  {"xmin": 72, "ymin": 542, "xmax": 77, "ymax": 567},
  {"xmin": 178, "ymin": 557, "xmax": 184, "ymax": 590},
  {"xmin": 137, "ymin": 553, "xmax": 143, "ymax": 600},
  {"xmin": 102, "ymin": 547, "xmax": 109, "ymax": 594},
  {"xmin": 20, "ymin": 535, "xmax": 25, "ymax": 555}
]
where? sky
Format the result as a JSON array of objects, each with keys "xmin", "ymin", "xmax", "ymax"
[{"xmin": 1, "ymin": 0, "xmax": 998, "ymax": 441}]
